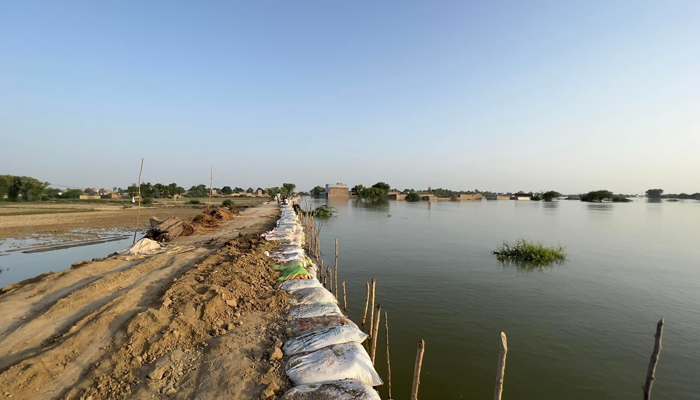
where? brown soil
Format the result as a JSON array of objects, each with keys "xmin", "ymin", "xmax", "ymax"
[
  {"xmin": 0, "ymin": 198, "xmax": 268, "ymax": 240},
  {"xmin": 0, "ymin": 203, "xmax": 293, "ymax": 400}
]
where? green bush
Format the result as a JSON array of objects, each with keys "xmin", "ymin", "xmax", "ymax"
[
  {"xmin": 312, "ymin": 205, "xmax": 337, "ymax": 218},
  {"xmin": 187, "ymin": 199, "xmax": 203, "ymax": 205},
  {"xmin": 493, "ymin": 239, "xmax": 566, "ymax": 266},
  {"xmin": 405, "ymin": 192, "xmax": 422, "ymax": 202},
  {"xmin": 222, "ymin": 199, "xmax": 235, "ymax": 208},
  {"xmin": 142, "ymin": 197, "xmax": 154, "ymax": 206}
]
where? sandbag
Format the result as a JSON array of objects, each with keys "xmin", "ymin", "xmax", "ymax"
[
  {"xmin": 291, "ymin": 287, "xmax": 337, "ymax": 306},
  {"xmin": 286, "ymin": 342, "xmax": 383, "ymax": 386},
  {"xmin": 283, "ymin": 326, "xmax": 368, "ymax": 356},
  {"xmin": 279, "ymin": 279, "xmax": 322, "ymax": 292},
  {"xmin": 289, "ymin": 316, "xmax": 359, "ymax": 336},
  {"xmin": 272, "ymin": 261, "xmax": 305, "ymax": 271},
  {"xmin": 281, "ymin": 380, "xmax": 381, "ymax": 400},
  {"xmin": 289, "ymin": 303, "xmax": 343, "ymax": 319},
  {"xmin": 278, "ymin": 265, "xmax": 312, "ymax": 281}
]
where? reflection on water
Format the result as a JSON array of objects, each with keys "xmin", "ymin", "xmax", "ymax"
[
  {"xmin": 498, "ymin": 258, "xmax": 562, "ymax": 272},
  {"xmin": 646, "ymin": 198, "xmax": 663, "ymax": 203},
  {"xmin": 586, "ymin": 203, "xmax": 613, "ymax": 211}
]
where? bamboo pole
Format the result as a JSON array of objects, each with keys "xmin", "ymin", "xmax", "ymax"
[
  {"xmin": 328, "ymin": 267, "xmax": 333, "ymax": 294},
  {"xmin": 334, "ymin": 238, "xmax": 339, "ymax": 300},
  {"xmin": 369, "ymin": 279, "xmax": 377, "ymax": 337},
  {"xmin": 342, "ymin": 281, "xmax": 347, "ymax": 310},
  {"xmin": 385, "ymin": 311, "xmax": 392, "ymax": 399},
  {"xmin": 494, "ymin": 332, "xmax": 508, "ymax": 400},
  {"xmin": 411, "ymin": 339, "xmax": 425, "ymax": 400},
  {"xmin": 207, "ymin": 166, "xmax": 213, "ymax": 213},
  {"xmin": 643, "ymin": 319, "xmax": 664, "ymax": 400},
  {"xmin": 132, "ymin": 158, "xmax": 144, "ymax": 244},
  {"xmin": 371, "ymin": 305, "xmax": 381, "ymax": 364},
  {"xmin": 362, "ymin": 282, "xmax": 370, "ymax": 328}
]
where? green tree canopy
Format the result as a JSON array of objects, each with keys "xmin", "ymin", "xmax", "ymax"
[
  {"xmin": 221, "ymin": 186, "xmax": 233, "ymax": 195},
  {"xmin": 351, "ymin": 185, "xmax": 365, "ymax": 196},
  {"xmin": 646, "ymin": 189, "xmax": 663, "ymax": 199},
  {"xmin": 311, "ymin": 185, "xmax": 325, "ymax": 197},
  {"xmin": 542, "ymin": 191, "xmax": 561, "ymax": 201},
  {"xmin": 62, "ymin": 189, "xmax": 83, "ymax": 199},
  {"xmin": 187, "ymin": 184, "xmax": 208, "ymax": 198},
  {"xmin": 371, "ymin": 182, "xmax": 391, "ymax": 192},
  {"xmin": 405, "ymin": 191, "xmax": 422, "ymax": 202},
  {"xmin": 84, "ymin": 188, "xmax": 97, "ymax": 195}
]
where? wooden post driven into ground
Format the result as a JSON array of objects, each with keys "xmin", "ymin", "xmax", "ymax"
[
  {"xmin": 369, "ymin": 279, "xmax": 376, "ymax": 337},
  {"xmin": 371, "ymin": 305, "xmax": 381, "ymax": 364},
  {"xmin": 494, "ymin": 332, "xmax": 508, "ymax": 400},
  {"xmin": 643, "ymin": 319, "xmax": 664, "ymax": 400},
  {"xmin": 385, "ymin": 311, "xmax": 393, "ymax": 399},
  {"xmin": 342, "ymin": 281, "xmax": 347, "ymax": 310},
  {"xmin": 334, "ymin": 238, "xmax": 339, "ymax": 300},
  {"xmin": 411, "ymin": 339, "xmax": 425, "ymax": 400},
  {"xmin": 207, "ymin": 166, "xmax": 213, "ymax": 213},
  {"xmin": 132, "ymin": 158, "xmax": 144, "ymax": 244},
  {"xmin": 363, "ymin": 282, "xmax": 370, "ymax": 328}
]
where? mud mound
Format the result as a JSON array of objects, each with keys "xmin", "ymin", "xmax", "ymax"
[{"xmin": 208, "ymin": 208, "xmax": 234, "ymax": 221}]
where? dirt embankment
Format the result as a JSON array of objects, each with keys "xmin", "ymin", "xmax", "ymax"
[{"xmin": 0, "ymin": 203, "xmax": 294, "ymax": 399}]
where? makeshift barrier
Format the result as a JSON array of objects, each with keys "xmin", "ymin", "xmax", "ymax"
[{"xmin": 262, "ymin": 202, "xmax": 383, "ymax": 398}]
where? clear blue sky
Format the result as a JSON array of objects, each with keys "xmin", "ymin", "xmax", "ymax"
[{"xmin": 1, "ymin": 1, "xmax": 698, "ymax": 193}]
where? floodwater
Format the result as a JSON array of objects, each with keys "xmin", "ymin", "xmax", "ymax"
[
  {"xmin": 311, "ymin": 198, "xmax": 700, "ymax": 400},
  {"xmin": 0, "ymin": 230, "xmax": 137, "ymax": 288}
]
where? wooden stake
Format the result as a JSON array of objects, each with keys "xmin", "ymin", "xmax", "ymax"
[
  {"xmin": 334, "ymin": 238, "xmax": 339, "ymax": 300},
  {"xmin": 643, "ymin": 319, "xmax": 664, "ymax": 400},
  {"xmin": 363, "ymin": 282, "xmax": 370, "ymax": 328},
  {"xmin": 132, "ymin": 158, "xmax": 144, "ymax": 244},
  {"xmin": 369, "ymin": 279, "xmax": 377, "ymax": 337},
  {"xmin": 494, "ymin": 332, "xmax": 508, "ymax": 400},
  {"xmin": 411, "ymin": 339, "xmax": 425, "ymax": 400},
  {"xmin": 342, "ymin": 281, "xmax": 347, "ymax": 310},
  {"xmin": 385, "ymin": 311, "xmax": 392, "ymax": 399},
  {"xmin": 207, "ymin": 166, "xmax": 213, "ymax": 213},
  {"xmin": 371, "ymin": 305, "xmax": 381, "ymax": 365},
  {"xmin": 328, "ymin": 267, "xmax": 333, "ymax": 294}
]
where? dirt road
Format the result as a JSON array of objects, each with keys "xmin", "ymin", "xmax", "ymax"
[{"xmin": 0, "ymin": 203, "xmax": 293, "ymax": 399}]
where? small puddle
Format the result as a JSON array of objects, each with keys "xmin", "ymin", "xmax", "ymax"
[{"xmin": 0, "ymin": 229, "xmax": 146, "ymax": 289}]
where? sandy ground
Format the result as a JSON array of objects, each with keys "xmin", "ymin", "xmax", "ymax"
[
  {"xmin": 0, "ymin": 203, "xmax": 294, "ymax": 400},
  {"xmin": 0, "ymin": 198, "xmax": 267, "ymax": 239}
]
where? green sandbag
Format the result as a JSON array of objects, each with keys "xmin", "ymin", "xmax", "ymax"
[
  {"xmin": 278, "ymin": 265, "xmax": 312, "ymax": 281},
  {"xmin": 272, "ymin": 261, "xmax": 305, "ymax": 271}
]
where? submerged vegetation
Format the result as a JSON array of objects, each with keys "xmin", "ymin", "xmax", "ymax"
[
  {"xmin": 494, "ymin": 239, "xmax": 567, "ymax": 267},
  {"xmin": 311, "ymin": 204, "xmax": 337, "ymax": 218},
  {"xmin": 581, "ymin": 190, "xmax": 631, "ymax": 203},
  {"xmin": 405, "ymin": 191, "xmax": 422, "ymax": 202}
]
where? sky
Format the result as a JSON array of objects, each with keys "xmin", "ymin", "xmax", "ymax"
[{"xmin": 1, "ymin": 1, "xmax": 698, "ymax": 194}]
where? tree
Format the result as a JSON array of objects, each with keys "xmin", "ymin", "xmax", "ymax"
[
  {"xmin": 221, "ymin": 186, "xmax": 233, "ymax": 195},
  {"xmin": 2, "ymin": 176, "xmax": 49, "ymax": 201},
  {"xmin": 581, "ymin": 190, "xmax": 614, "ymax": 202},
  {"xmin": 267, "ymin": 187, "xmax": 280, "ymax": 199},
  {"xmin": 405, "ymin": 191, "xmax": 422, "ymax": 202},
  {"xmin": 62, "ymin": 189, "xmax": 83, "ymax": 199},
  {"xmin": 311, "ymin": 185, "xmax": 325, "ymax": 197},
  {"xmin": 279, "ymin": 183, "xmax": 297, "ymax": 199},
  {"xmin": 542, "ymin": 191, "xmax": 561, "ymax": 201},
  {"xmin": 234, "ymin": 187, "xmax": 244, "ymax": 193},
  {"xmin": 246, "ymin": 187, "xmax": 254, "ymax": 193},
  {"xmin": 359, "ymin": 187, "xmax": 387, "ymax": 201},
  {"xmin": 372, "ymin": 182, "xmax": 390, "ymax": 192},
  {"xmin": 153, "ymin": 183, "xmax": 166, "ymax": 198},
  {"xmin": 187, "ymin": 184, "xmax": 208, "ymax": 198},
  {"xmin": 646, "ymin": 189, "xmax": 663, "ymax": 199},
  {"xmin": 84, "ymin": 188, "xmax": 97, "ymax": 195},
  {"xmin": 46, "ymin": 188, "xmax": 63, "ymax": 199},
  {"xmin": 351, "ymin": 185, "xmax": 365, "ymax": 196}
]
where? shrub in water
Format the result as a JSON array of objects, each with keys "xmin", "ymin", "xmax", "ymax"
[
  {"xmin": 405, "ymin": 191, "xmax": 422, "ymax": 202},
  {"xmin": 493, "ymin": 239, "xmax": 566, "ymax": 267}
]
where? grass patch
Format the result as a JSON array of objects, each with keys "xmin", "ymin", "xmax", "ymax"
[
  {"xmin": 186, "ymin": 199, "xmax": 203, "ymax": 205},
  {"xmin": 493, "ymin": 239, "xmax": 566, "ymax": 268}
]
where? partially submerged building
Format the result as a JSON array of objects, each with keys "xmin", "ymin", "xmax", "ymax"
[{"xmin": 325, "ymin": 183, "xmax": 350, "ymax": 198}]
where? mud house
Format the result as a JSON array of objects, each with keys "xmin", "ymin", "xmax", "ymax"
[
  {"xmin": 459, "ymin": 194, "xmax": 484, "ymax": 201},
  {"xmin": 325, "ymin": 183, "xmax": 350, "ymax": 198}
]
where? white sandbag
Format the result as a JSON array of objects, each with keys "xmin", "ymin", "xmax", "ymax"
[
  {"xmin": 289, "ymin": 303, "xmax": 343, "ymax": 319},
  {"xmin": 289, "ymin": 316, "xmax": 359, "ymax": 336},
  {"xmin": 286, "ymin": 342, "xmax": 383, "ymax": 386},
  {"xmin": 291, "ymin": 287, "xmax": 337, "ymax": 306},
  {"xmin": 281, "ymin": 380, "xmax": 381, "ymax": 400},
  {"xmin": 122, "ymin": 238, "xmax": 161, "ymax": 255},
  {"xmin": 306, "ymin": 264, "xmax": 318, "ymax": 277},
  {"xmin": 279, "ymin": 279, "xmax": 322, "ymax": 292},
  {"xmin": 283, "ymin": 326, "xmax": 368, "ymax": 356}
]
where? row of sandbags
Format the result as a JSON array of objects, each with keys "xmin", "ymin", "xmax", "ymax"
[{"xmin": 263, "ymin": 204, "xmax": 382, "ymax": 400}]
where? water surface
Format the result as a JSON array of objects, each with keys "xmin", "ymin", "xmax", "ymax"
[{"xmin": 312, "ymin": 198, "xmax": 699, "ymax": 400}]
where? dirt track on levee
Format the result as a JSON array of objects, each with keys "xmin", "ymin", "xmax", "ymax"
[{"xmin": 0, "ymin": 203, "xmax": 294, "ymax": 399}]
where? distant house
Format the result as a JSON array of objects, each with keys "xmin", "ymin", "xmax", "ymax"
[
  {"xmin": 79, "ymin": 195, "xmax": 102, "ymax": 200},
  {"xmin": 325, "ymin": 183, "xmax": 350, "ymax": 198},
  {"xmin": 511, "ymin": 193, "xmax": 533, "ymax": 201},
  {"xmin": 101, "ymin": 193, "xmax": 122, "ymax": 199},
  {"xmin": 387, "ymin": 191, "xmax": 406, "ymax": 200},
  {"xmin": 459, "ymin": 194, "xmax": 483, "ymax": 201}
]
